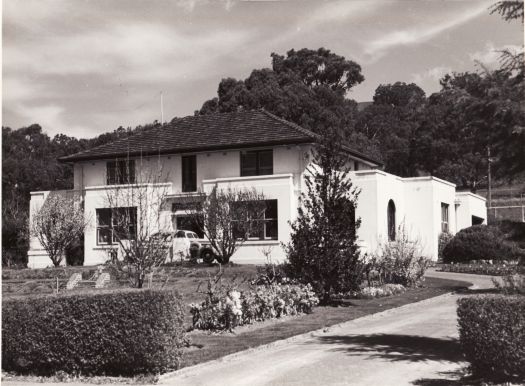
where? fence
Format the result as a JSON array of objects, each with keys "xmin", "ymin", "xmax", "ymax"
[{"xmin": 483, "ymin": 190, "xmax": 525, "ymax": 223}]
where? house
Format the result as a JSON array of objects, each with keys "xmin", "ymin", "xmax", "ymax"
[{"xmin": 28, "ymin": 109, "xmax": 487, "ymax": 268}]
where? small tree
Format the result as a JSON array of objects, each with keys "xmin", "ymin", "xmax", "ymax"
[
  {"xmin": 31, "ymin": 194, "xmax": 87, "ymax": 267},
  {"xmin": 183, "ymin": 187, "xmax": 266, "ymax": 264},
  {"xmin": 105, "ymin": 157, "xmax": 171, "ymax": 288},
  {"xmin": 286, "ymin": 127, "xmax": 363, "ymax": 303}
]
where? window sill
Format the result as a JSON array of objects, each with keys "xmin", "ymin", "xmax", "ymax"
[{"xmin": 240, "ymin": 240, "xmax": 280, "ymax": 246}]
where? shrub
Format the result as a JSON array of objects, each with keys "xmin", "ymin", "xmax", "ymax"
[
  {"xmin": 439, "ymin": 263, "xmax": 525, "ymax": 276},
  {"xmin": 493, "ymin": 272, "xmax": 525, "ymax": 295},
  {"xmin": 457, "ymin": 295, "xmax": 525, "ymax": 381},
  {"xmin": 2, "ymin": 289, "xmax": 186, "ymax": 376},
  {"xmin": 366, "ymin": 224, "xmax": 431, "ymax": 287},
  {"xmin": 438, "ymin": 232, "xmax": 453, "ymax": 262},
  {"xmin": 190, "ymin": 283, "xmax": 319, "ymax": 331},
  {"xmin": 442, "ymin": 225, "xmax": 517, "ymax": 264}
]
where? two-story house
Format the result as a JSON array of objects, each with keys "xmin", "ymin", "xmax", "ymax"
[{"xmin": 28, "ymin": 109, "xmax": 487, "ymax": 268}]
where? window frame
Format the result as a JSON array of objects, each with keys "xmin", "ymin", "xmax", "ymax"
[
  {"xmin": 181, "ymin": 155, "xmax": 197, "ymax": 192},
  {"xmin": 96, "ymin": 207, "xmax": 137, "ymax": 245},
  {"xmin": 441, "ymin": 203, "xmax": 450, "ymax": 233},
  {"xmin": 240, "ymin": 149, "xmax": 273, "ymax": 177},
  {"xmin": 387, "ymin": 200, "xmax": 396, "ymax": 241},
  {"xmin": 106, "ymin": 159, "xmax": 135, "ymax": 185},
  {"xmin": 233, "ymin": 199, "xmax": 278, "ymax": 241}
]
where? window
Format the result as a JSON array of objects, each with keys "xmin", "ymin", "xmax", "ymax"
[
  {"xmin": 240, "ymin": 149, "xmax": 273, "ymax": 176},
  {"xmin": 441, "ymin": 203, "xmax": 449, "ymax": 233},
  {"xmin": 354, "ymin": 161, "xmax": 359, "ymax": 171},
  {"xmin": 96, "ymin": 207, "xmax": 137, "ymax": 245},
  {"xmin": 174, "ymin": 215, "xmax": 204, "ymax": 238},
  {"xmin": 107, "ymin": 160, "xmax": 135, "ymax": 185},
  {"xmin": 387, "ymin": 200, "xmax": 396, "ymax": 241},
  {"xmin": 233, "ymin": 199, "xmax": 278, "ymax": 240},
  {"xmin": 182, "ymin": 155, "xmax": 197, "ymax": 192}
]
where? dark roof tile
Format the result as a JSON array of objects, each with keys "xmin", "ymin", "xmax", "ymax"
[{"xmin": 59, "ymin": 109, "xmax": 380, "ymax": 165}]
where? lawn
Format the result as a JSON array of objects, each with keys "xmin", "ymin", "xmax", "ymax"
[{"xmin": 2, "ymin": 264, "xmax": 471, "ymax": 374}]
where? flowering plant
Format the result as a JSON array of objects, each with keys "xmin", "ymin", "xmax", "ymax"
[{"xmin": 190, "ymin": 283, "xmax": 319, "ymax": 331}]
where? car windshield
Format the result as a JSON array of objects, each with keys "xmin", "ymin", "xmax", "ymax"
[{"xmin": 187, "ymin": 232, "xmax": 196, "ymax": 239}]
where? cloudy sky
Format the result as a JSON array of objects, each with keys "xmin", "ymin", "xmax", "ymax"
[{"xmin": 3, "ymin": 0, "xmax": 523, "ymax": 138}]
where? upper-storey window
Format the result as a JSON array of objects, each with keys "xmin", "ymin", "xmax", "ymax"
[
  {"xmin": 107, "ymin": 160, "xmax": 135, "ymax": 185},
  {"xmin": 182, "ymin": 155, "xmax": 197, "ymax": 192},
  {"xmin": 240, "ymin": 149, "xmax": 273, "ymax": 176}
]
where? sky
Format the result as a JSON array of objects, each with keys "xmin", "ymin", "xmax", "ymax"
[{"xmin": 2, "ymin": 0, "xmax": 523, "ymax": 138}]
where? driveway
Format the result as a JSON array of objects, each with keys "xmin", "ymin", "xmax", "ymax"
[{"xmin": 160, "ymin": 270, "xmax": 495, "ymax": 386}]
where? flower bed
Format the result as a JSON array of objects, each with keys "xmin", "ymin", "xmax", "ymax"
[
  {"xmin": 190, "ymin": 283, "xmax": 319, "ymax": 331},
  {"xmin": 438, "ymin": 263, "xmax": 524, "ymax": 276},
  {"xmin": 332, "ymin": 283, "xmax": 406, "ymax": 300}
]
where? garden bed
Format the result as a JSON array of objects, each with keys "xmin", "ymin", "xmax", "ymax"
[{"xmin": 438, "ymin": 263, "xmax": 524, "ymax": 276}]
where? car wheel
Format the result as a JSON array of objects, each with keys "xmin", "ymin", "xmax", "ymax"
[{"xmin": 201, "ymin": 248, "xmax": 215, "ymax": 265}]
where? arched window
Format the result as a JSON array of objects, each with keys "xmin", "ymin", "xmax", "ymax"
[{"xmin": 387, "ymin": 200, "xmax": 396, "ymax": 241}]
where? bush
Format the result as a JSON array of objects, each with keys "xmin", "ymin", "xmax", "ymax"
[
  {"xmin": 457, "ymin": 295, "xmax": 525, "ymax": 381},
  {"xmin": 2, "ymin": 289, "xmax": 186, "ymax": 376},
  {"xmin": 190, "ymin": 283, "xmax": 319, "ymax": 331},
  {"xmin": 438, "ymin": 232, "xmax": 453, "ymax": 263},
  {"xmin": 493, "ymin": 273, "xmax": 525, "ymax": 295},
  {"xmin": 439, "ymin": 263, "xmax": 525, "ymax": 276},
  {"xmin": 443, "ymin": 225, "xmax": 517, "ymax": 264},
  {"xmin": 366, "ymin": 224, "xmax": 431, "ymax": 287}
]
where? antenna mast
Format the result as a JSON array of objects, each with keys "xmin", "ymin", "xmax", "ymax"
[{"xmin": 160, "ymin": 91, "xmax": 164, "ymax": 123}]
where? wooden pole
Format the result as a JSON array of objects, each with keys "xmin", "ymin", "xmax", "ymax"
[{"xmin": 487, "ymin": 146, "xmax": 492, "ymax": 209}]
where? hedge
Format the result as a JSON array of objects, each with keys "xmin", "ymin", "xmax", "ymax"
[
  {"xmin": 457, "ymin": 295, "xmax": 525, "ymax": 381},
  {"xmin": 442, "ymin": 225, "xmax": 518, "ymax": 263},
  {"xmin": 2, "ymin": 289, "xmax": 186, "ymax": 376}
]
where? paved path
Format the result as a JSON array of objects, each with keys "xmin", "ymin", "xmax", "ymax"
[{"xmin": 160, "ymin": 271, "xmax": 495, "ymax": 386}]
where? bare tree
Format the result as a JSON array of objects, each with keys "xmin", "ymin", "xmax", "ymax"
[
  {"xmin": 182, "ymin": 187, "xmax": 267, "ymax": 264},
  {"xmin": 31, "ymin": 194, "xmax": 87, "ymax": 267},
  {"xmin": 104, "ymin": 157, "xmax": 171, "ymax": 288}
]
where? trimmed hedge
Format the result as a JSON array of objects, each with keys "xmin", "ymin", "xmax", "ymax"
[
  {"xmin": 442, "ymin": 225, "xmax": 518, "ymax": 263},
  {"xmin": 2, "ymin": 289, "xmax": 186, "ymax": 376},
  {"xmin": 457, "ymin": 295, "xmax": 525, "ymax": 381}
]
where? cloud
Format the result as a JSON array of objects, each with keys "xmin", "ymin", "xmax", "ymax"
[
  {"xmin": 303, "ymin": 0, "xmax": 381, "ymax": 28},
  {"xmin": 411, "ymin": 66, "xmax": 452, "ymax": 85},
  {"xmin": 469, "ymin": 42, "xmax": 523, "ymax": 69},
  {"xmin": 364, "ymin": 2, "xmax": 488, "ymax": 62}
]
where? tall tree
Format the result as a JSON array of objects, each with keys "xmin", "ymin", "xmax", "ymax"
[
  {"xmin": 355, "ymin": 82, "xmax": 426, "ymax": 176},
  {"xmin": 196, "ymin": 48, "xmax": 373, "ymax": 147},
  {"xmin": 286, "ymin": 122, "xmax": 363, "ymax": 303}
]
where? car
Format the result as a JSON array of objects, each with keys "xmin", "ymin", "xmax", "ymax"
[{"xmin": 172, "ymin": 230, "xmax": 217, "ymax": 264}]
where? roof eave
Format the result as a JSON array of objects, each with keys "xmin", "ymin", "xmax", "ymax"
[{"xmin": 57, "ymin": 138, "xmax": 314, "ymax": 163}]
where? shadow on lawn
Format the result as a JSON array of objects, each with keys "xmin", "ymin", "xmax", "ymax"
[{"xmin": 315, "ymin": 334, "xmax": 465, "ymax": 363}]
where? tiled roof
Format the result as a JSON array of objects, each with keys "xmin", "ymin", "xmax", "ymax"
[{"xmin": 59, "ymin": 109, "xmax": 381, "ymax": 165}]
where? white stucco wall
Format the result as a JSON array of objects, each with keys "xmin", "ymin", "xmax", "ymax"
[
  {"xmin": 455, "ymin": 192, "xmax": 487, "ymax": 230},
  {"xmin": 29, "ymin": 142, "xmax": 488, "ymax": 267},
  {"xmin": 350, "ymin": 172, "xmax": 458, "ymax": 260},
  {"xmin": 27, "ymin": 191, "xmax": 56, "ymax": 268}
]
